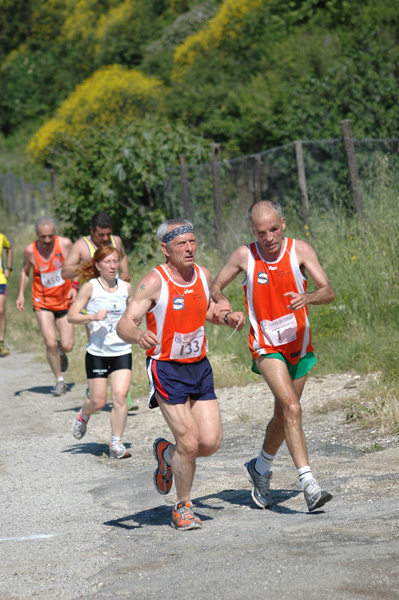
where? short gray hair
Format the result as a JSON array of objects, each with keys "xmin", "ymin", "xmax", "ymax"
[{"xmin": 35, "ymin": 216, "xmax": 56, "ymax": 234}]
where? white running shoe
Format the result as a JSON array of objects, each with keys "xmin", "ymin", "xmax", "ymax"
[
  {"xmin": 243, "ymin": 457, "xmax": 273, "ymax": 508},
  {"xmin": 109, "ymin": 441, "xmax": 131, "ymax": 459},
  {"xmin": 303, "ymin": 478, "xmax": 332, "ymax": 511},
  {"xmin": 72, "ymin": 416, "xmax": 87, "ymax": 440}
]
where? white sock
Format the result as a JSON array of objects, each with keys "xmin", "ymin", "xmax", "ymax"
[
  {"xmin": 79, "ymin": 409, "xmax": 90, "ymax": 423},
  {"xmin": 297, "ymin": 465, "xmax": 314, "ymax": 489},
  {"xmin": 111, "ymin": 436, "xmax": 121, "ymax": 444},
  {"xmin": 255, "ymin": 449, "xmax": 275, "ymax": 476},
  {"xmin": 56, "ymin": 376, "xmax": 64, "ymax": 382}
]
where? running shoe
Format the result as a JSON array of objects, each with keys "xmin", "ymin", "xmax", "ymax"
[
  {"xmin": 243, "ymin": 457, "xmax": 273, "ymax": 508},
  {"xmin": 109, "ymin": 441, "xmax": 131, "ymax": 459},
  {"xmin": 72, "ymin": 415, "xmax": 88, "ymax": 439},
  {"xmin": 0, "ymin": 341, "xmax": 9, "ymax": 357},
  {"xmin": 57, "ymin": 341, "xmax": 68, "ymax": 372},
  {"xmin": 153, "ymin": 438, "xmax": 173, "ymax": 495},
  {"xmin": 52, "ymin": 380, "xmax": 67, "ymax": 396},
  {"xmin": 127, "ymin": 392, "xmax": 138, "ymax": 411},
  {"xmin": 303, "ymin": 478, "xmax": 332, "ymax": 512},
  {"xmin": 171, "ymin": 501, "xmax": 202, "ymax": 531}
]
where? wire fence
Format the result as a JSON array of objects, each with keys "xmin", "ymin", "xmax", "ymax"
[
  {"xmin": 0, "ymin": 172, "xmax": 52, "ymax": 225},
  {"xmin": 161, "ymin": 131, "xmax": 399, "ymax": 257},
  {"xmin": 2, "ymin": 122, "xmax": 399, "ymax": 259}
]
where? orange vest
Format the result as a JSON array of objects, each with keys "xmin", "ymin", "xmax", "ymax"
[
  {"xmin": 32, "ymin": 236, "xmax": 71, "ymax": 311},
  {"xmin": 146, "ymin": 263, "xmax": 209, "ymax": 362},
  {"xmin": 244, "ymin": 238, "xmax": 313, "ymax": 364}
]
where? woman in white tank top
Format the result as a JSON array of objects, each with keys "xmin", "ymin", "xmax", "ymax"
[{"xmin": 68, "ymin": 245, "xmax": 133, "ymax": 459}]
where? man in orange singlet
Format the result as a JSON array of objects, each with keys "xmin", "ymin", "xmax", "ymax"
[
  {"xmin": 61, "ymin": 212, "xmax": 129, "ymax": 284},
  {"xmin": 211, "ymin": 200, "xmax": 335, "ymax": 513},
  {"xmin": 117, "ymin": 218, "xmax": 245, "ymax": 531},
  {"xmin": 16, "ymin": 217, "xmax": 75, "ymax": 396}
]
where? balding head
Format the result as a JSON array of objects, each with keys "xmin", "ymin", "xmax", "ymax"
[{"xmin": 247, "ymin": 201, "xmax": 282, "ymax": 224}]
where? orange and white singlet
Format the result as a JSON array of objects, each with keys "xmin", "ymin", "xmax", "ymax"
[
  {"xmin": 146, "ymin": 263, "xmax": 210, "ymax": 362},
  {"xmin": 32, "ymin": 236, "xmax": 71, "ymax": 311},
  {"xmin": 244, "ymin": 238, "xmax": 313, "ymax": 365}
]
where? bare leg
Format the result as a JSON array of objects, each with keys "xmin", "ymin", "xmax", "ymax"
[
  {"xmin": 55, "ymin": 314, "xmax": 74, "ymax": 355},
  {"xmin": 0, "ymin": 294, "xmax": 6, "ymax": 340},
  {"xmin": 256, "ymin": 356, "xmax": 309, "ymax": 469},
  {"xmin": 81, "ymin": 378, "xmax": 108, "ymax": 416},
  {"xmin": 157, "ymin": 396, "xmax": 222, "ymax": 503},
  {"xmin": 34, "ymin": 310, "xmax": 61, "ymax": 379},
  {"xmin": 109, "ymin": 369, "xmax": 131, "ymax": 437}
]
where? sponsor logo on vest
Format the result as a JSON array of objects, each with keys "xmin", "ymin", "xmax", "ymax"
[
  {"xmin": 257, "ymin": 272, "xmax": 269, "ymax": 284},
  {"xmin": 53, "ymin": 259, "xmax": 63, "ymax": 269},
  {"xmin": 173, "ymin": 297, "xmax": 184, "ymax": 310},
  {"xmin": 268, "ymin": 266, "xmax": 278, "ymax": 270}
]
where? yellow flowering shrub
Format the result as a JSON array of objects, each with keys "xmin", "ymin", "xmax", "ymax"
[
  {"xmin": 28, "ymin": 65, "xmax": 164, "ymax": 161},
  {"xmin": 61, "ymin": 0, "xmax": 120, "ymax": 43},
  {"xmin": 93, "ymin": 0, "xmax": 140, "ymax": 61},
  {"xmin": 172, "ymin": 0, "xmax": 265, "ymax": 79}
]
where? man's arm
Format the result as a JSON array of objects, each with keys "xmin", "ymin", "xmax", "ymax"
[
  {"xmin": 114, "ymin": 235, "xmax": 130, "ymax": 282},
  {"xmin": 61, "ymin": 239, "xmax": 85, "ymax": 280},
  {"xmin": 284, "ymin": 240, "xmax": 335, "ymax": 311},
  {"xmin": 16, "ymin": 246, "xmax": 33, "ymax": 311},
  {"xmin": 211, "ymin": 245, "xmax": 248, "ymax": 316},
  {"xmin": 201, "ymin": 266, "xmax": 246, "ymax": 330},
  {"xmin": 59, "ymin": 237, "xmax": 78, "ymax": 301},
  {"xmin": 116, "ymin": 271, "xmax": 160, "ymax": 348}
]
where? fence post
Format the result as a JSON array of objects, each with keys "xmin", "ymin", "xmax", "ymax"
[
  {"xmin": 210, "ymin": 143, "xmax": 223, "ymax": 249},
  {"xmin": 340, "ymin": 119, "xmax": 364, "ymax": 215},
  {"xmin": 255, "ymin": 154, "xmax": 263, "ymax": 203},
  {"xmin": 178, "ymin": 154, "xmax": 192, "ymax": 221},
  {"xmin": 294, "ymin": 141, "xmax": 311, "ymax": 228}
]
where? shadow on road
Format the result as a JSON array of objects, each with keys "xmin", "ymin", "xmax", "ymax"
[
  {"xmin": 62, "ymin": 441, "xmax": 132, "ymax": 457},
  {"xmin": 103, "ymin": 487, "xmax": 303, "ymax": 530},
  {"xmin": 14, "ymin": 383, "xmax": 76, "ymax": 396}
]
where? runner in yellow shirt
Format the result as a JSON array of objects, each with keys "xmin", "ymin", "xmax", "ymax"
[{"xmin": 0, "ymin": 232, "xmax": 13, "ymax": 357}]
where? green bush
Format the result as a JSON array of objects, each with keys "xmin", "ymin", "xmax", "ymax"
[{"xmin": 47, "ymin": 118, "xmax": 211, "ymax": 259}]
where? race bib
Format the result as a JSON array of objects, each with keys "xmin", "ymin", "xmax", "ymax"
[
  {"xmin": 170, "ymin": 326, "xmax": 204, "ymax": 360},
  {"xmin": 40, "ymin": 268, "xmax": 64, "ymax": 289},
  {"xmin": 105, "ymin": 310, "xmax": 123, "ymax": 333},
  {"xmin": 260, "ymin": 314, "xmax": 297, "ymax": 346}
]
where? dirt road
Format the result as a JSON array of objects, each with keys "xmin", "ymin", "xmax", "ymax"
[{"xmin": 1, "ymin": 351, "xmax": 398, "ymax": 599}]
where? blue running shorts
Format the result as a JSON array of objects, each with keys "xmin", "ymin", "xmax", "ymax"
[{"xmin": 146, "ymin": 356, "xmax": 217, "ymax": 409}]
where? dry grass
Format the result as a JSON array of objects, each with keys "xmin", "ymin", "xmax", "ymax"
[{"xmin": 344, "ymin": 384, "xmax": 399, "ymax": 435}]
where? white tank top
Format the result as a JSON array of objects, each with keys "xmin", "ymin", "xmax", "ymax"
[{"xmin": 85, "ymin": 278, "xmax": 131, "ymax": 357}]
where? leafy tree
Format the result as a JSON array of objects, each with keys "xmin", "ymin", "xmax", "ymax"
[{"xmin": 48, "ymin": 118, "xmax": 211, "ymax": 261}]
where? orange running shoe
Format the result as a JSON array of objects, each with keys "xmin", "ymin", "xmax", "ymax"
[
  {"xmin": 153, "ymin": 438, "xmax": 173, "ymax": 495},
  {"xmin": 171, "ymin": 502, "xmax": 202, "ymax": 530}
]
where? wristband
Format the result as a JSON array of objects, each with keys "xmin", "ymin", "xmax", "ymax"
[
  {"xmin": 71, "ymin": 281, "xmax": 79, "ymax": 290},
  {"xmin": 224, "ymin": 311, "xmax": 232, "ymax": 325}
]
